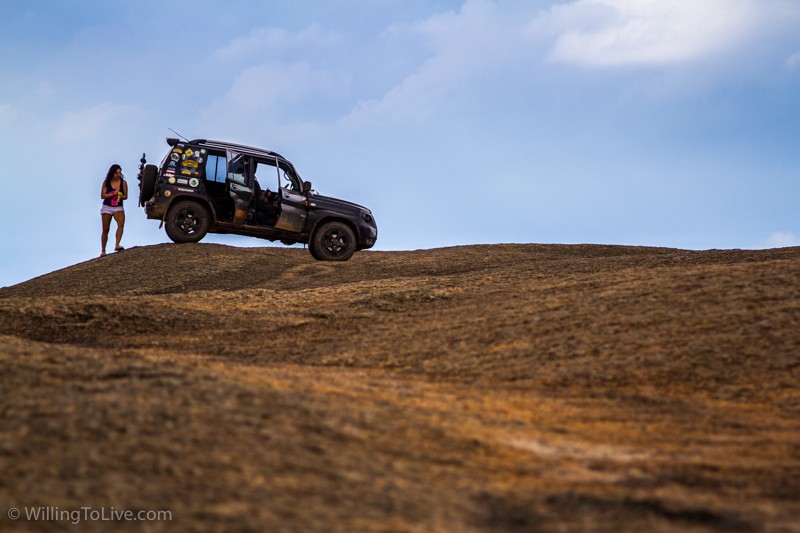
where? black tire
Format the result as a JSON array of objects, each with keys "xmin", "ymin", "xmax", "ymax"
[
  {"xmin": 308, "ymin": 243, "xmax": 321, "ymax": 260},
  {"xmin": 310, "ymin": 221, "xmax": 356, "ymax": 261},
  {"xmin": 165, "ymin": 200, "xmax": 210, "ymax": 244},
  {"xmin": 139, "ymin": 164, "xmax": 158, "ymax": 205}
]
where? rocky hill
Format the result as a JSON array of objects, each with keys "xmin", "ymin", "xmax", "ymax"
[{"xmin": 1, "ymin": 243, "xmax": 798, "ymax": 532}]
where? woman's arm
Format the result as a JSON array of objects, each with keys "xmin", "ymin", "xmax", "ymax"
[
  {"xmin": 120, "ymin": 180, "xmax": 129, "ymax": 201},
  {"xmin": 101, "ymin": 183, "xmax": 114, "ymax": 199}
]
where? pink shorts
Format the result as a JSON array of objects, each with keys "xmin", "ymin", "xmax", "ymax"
[{"xmin": 100, "ymin": 205, "xmax": 124, "ymax": 215}]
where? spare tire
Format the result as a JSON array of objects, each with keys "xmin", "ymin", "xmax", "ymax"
[{"xmin": 139, "ymin": 164, "xmax": 158, "ymax": 205}]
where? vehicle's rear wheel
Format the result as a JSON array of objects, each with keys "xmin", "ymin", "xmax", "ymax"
[
  {"xmin": 310, "ymin": 221, "xmax": 356, "ymax": 261},
  {"xmin": 139, "ymin": 164, "xmax": 158, "ymax": 205},
  {"xmin": 165, "ymin": 200, "xmax": 210, "ymax": 243}
]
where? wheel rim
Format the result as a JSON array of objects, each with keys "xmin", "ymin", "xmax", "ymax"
[
  {"xmin": 176, "ymin": 208, "xmax": 201, "ymax": 235},
  {"xmin": 322, "ymin": 229, "xmax": 348, "ymax": 256}
]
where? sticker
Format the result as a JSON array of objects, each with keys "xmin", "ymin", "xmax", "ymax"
[
  {"xmin": 172, "ymin": 148, "xmax": 183, "ymax": 154},
  {"xmin": 170, "ymin": 153, "xmax": 179, "ymax": 162},
  {"xmin": 164, "ymin": 190, "xmax": 171, "ymax": 197},
  {"xmin": 181, "ymin": 170, "xmax": 192, "ymax": 175},
  {"xmin": 182, "ymin": 159, "xmax": 198, "ymax": 169},
  {"xmin": 168, "ymin": 177, "xmax": 176, "ymax": 184},
  {"xmin": 200, "ymin": 149, "xmax": 206, "ymax": 154},
  {"xmin": 176, "ymin": 187, "xmax": 194, "ymax": 193},
  {"xmin": 189, "ymin": 178, "xmax": 199, "ymax": 187},
  {"xmin": 167, "ymin": 162, "xmax": 176, "ymax": 168},
  {"xmin": 177, "ymin": 179, "xmax": 188, "ymax": 185},
  {"xmin": 185, "ymin": 148, "xmax": 193, "ymax": 157}
]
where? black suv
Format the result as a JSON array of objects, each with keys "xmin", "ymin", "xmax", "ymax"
[{"xmin": 137, "ymin": 138, "xmax": 377, "ymax": 261}]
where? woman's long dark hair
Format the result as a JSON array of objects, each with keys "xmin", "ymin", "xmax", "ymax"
[{"xmin": 103, "ymin": 164, "xmax": 122, "ymax": 189}]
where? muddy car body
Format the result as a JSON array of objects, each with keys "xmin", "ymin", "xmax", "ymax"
[{"xmin": 137, "ymin": 138, "xmax": 377, "ymax": 261}]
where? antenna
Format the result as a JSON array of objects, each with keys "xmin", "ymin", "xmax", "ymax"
[{"xmin": 168, "ymin": 128, "xmax": 189, "ymax": 142}]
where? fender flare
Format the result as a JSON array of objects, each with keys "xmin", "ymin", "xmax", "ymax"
[{"xmin": 308, "ymin": 215, "xmax": 359, "ymax": 245}]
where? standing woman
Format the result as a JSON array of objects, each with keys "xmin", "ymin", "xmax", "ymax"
[{"xmin": 100, "ymin": 164, "xmax": 128, "ymax": 256}]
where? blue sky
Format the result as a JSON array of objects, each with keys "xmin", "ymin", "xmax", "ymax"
[{"xmin": 1, "ymin": 0, "xmax": 799, "ymax": 287}]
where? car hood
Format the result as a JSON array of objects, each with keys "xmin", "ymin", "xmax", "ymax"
[{"xmin": 310, "ymin": 194, "xmax": 370, "ymax": 213}]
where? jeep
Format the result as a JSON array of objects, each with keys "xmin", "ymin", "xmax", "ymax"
[{"xmin": 137, "ymin": 138, "xmax": 377, "ymax": 261}]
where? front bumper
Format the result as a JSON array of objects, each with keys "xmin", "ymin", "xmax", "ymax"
[{"xmin": 359, "ymin": 220, "xmax": 378, "ymax": 249}]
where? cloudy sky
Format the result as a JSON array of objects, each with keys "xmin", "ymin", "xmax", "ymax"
[{"xmin": 1, "ymin": 0, "xmax": 799, "ymax": 286}]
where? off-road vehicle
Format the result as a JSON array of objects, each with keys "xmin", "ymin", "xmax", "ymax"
[{"xmin": 137, "ymin": 138, "xmax": 377, "ymax": 261}]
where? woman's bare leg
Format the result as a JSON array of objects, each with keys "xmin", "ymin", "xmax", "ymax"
[
  {"xmin": 113, "ymin": 211, "xmax": 125, "ymax": 250},
  {"xmin": 101, "ymin": 213, "xmax": 112, "ymax": 256}
]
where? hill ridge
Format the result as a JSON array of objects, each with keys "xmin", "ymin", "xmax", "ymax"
[{"xmin": 3, "ymin": 242, "xmax": 798, "ymax": 298}]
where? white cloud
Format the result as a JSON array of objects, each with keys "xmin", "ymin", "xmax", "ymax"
[
  {"xmin": 52, "ymin": 102, "xmax": 141, "ymax": 144},
  {"xmin": 766, "ymin": 231, "xmax": 799, "ymax": 248},
  {"xmin": 342, "ymin": 0, "xmax": 800, "ymax": 127},
  {"xmin": 215, "ymin": 61, "xmax": 346, "ymax": 110},
  {"xmin": 197, "ymin": 61, "xmax": 348, "ymax": 138},
  {"xmin": 198, "ymin": 0, "xmax": 800, "ymax": 134},
  {"xmin": 539, "ymin": 0, "xmax": 777, "ymax": 67},
  {"xmin": 786, "ymin": 51, "xmax": 800, "ymax": 70},
  {"xmin": 212, "ymin": 24, "xmax": 341, "ymax": 61},
  {"xmin": 344, "ymin": 0, "xmax": 527, "ymax": 127}
]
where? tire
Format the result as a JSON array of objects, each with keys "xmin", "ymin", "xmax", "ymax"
[
  {"xmin": 310, "ymin": 221, "xmax": 357, "ymax": 261},
  {"xmin": 139, "ymin": 164, "xmax": 158, "ymax": 205},
  {"xmin": 308, "ymin": 243, "xmax": 321, "ymax": 260},
  {"xmin": 165, "ymin": 200, "xmax": 210, "ymax": 244}
]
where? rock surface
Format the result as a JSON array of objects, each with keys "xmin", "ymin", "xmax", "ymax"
[{"xmin": 1, "ymin": 243, "xmax": 798, "ymax": 531}]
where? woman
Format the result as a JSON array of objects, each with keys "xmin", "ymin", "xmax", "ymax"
[{"xmin": 100, "ymin": 164, "xmax": 128, "ymax": 256}]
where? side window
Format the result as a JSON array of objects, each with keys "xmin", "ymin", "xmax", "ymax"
[
  {"xmin": 204, "ymin": 154, "xmax": 227, "ymax": 183},
  {"xmin": 256, "ymin": 159, "xmax": 277, "ymax": 188},
  {"xmin": 227, "ymin": 155, "xmax": 247, "ymax": 185}
]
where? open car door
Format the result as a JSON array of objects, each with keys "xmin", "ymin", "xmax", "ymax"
[
  {"xmin": 226, "ymin": 151, "xmax": 254, "ymax": 226},
  {"xmin": 272, "ymin": 160, "xmax": 308, "ymax": 233},
  {"xmin": 274, "ymin": 188, "xmax": 307, "ymax": 233}
]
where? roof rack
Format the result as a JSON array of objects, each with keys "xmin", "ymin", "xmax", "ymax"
[{"xmin": 196, "ymin": 139, "xmax": 286, "ymax": 161}]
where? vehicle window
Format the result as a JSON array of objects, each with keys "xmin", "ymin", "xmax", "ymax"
[
  {"xmin": 205, "ymin": 154, "xmax": 227, "ymax": 183},
  {"xmin": 256, "ymin": 159, "xmax": 277, "ymax": 187},
  {"xmin": 227, "ymin": 155, "xmax": 247, "ymax": 185}
]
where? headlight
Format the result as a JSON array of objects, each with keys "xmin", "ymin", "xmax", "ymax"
[{"xmin": 362, "ymin": 211, "xmax": 374, "ymax": 224}]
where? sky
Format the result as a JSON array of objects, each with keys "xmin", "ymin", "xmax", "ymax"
[{"xmin": 1, "ymin": 0, "xmax": 799, "ymax": 287}]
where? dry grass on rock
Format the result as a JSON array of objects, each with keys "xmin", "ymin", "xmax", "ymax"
[{"xmin": 1, "ymin": 243, "xmax": 799, "ymax": 532}]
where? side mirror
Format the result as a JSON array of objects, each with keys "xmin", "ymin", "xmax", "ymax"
[{"xmin": 303, "ymin": 181, "xmax": 312, "ymax": 193}]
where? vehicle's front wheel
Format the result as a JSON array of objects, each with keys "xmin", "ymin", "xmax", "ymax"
[
  {"xmin": 310, "ymin": 221, "xmax": 356, "ymax": 261},
  {"xmin": 165, "ymin": 200, "xmax": 210, "ymax": 243}
]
